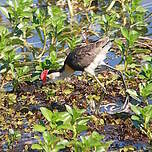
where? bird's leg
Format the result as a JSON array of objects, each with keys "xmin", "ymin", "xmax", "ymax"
[
  {"xmin": 103, "ymin": 64, "xmax": 127, "ymax": 91},
  {"xmin": 93, "ymin": 74, "xmax": 107, "ymax": 93},
  {"xmin": 103, "ymin": 64, "xmax": 130, "ymax": 113},
  {"xmin": 84, "ymin": 68, "xmax": 107, "ymax": 93}
]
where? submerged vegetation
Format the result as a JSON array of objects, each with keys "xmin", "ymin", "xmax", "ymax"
[{"xmin": 0, "ymin": 0, "xmax": 152, "ymax": 151}]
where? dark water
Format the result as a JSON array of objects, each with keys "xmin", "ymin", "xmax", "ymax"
[{"xmin": 142, "ymin": 0, "xmax": 152, "ymax": 36}]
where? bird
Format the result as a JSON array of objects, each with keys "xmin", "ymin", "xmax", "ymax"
[
  {"xmin": 40, "ymin": 36, "xmax": 129, "ymax": 114},
  {"xmin": 40, "ymin": 37, "xmax": 112, "ymax": 91}
]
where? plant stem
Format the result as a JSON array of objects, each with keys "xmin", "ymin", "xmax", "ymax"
[
  {"xmin": 73, "ymin": 125, "xmax": 77, "ymax": 139},
  {"xmin": 106, "ymin": 0, "xmax": 116, "ymax": 12},
  {"xmin": 67, "ymin": 0, "xmax": 74, "ymax": 23},
  {"xmin": 36, "ymin": 27, "xmax": 47, "ymax": 60},
  {"xmin": 124, "ymin": 48, "xmax": 128, "ymax": 72}
]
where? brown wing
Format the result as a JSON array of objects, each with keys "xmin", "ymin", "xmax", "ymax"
[{"xmin": 64, "ymin": 37, "xmax": 109, "ymax": 71}]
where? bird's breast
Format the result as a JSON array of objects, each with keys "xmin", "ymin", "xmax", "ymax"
[{"xmin": 64, "ymin": 64, "xmax": 75, "ymax": 74}]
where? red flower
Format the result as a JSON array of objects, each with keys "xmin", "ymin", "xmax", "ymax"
[{"xmin": 40, "ymin": 70, "xmax": 48, "ymax": 84}]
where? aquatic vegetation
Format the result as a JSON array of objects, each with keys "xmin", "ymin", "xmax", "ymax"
[
  {"xmin": 131, "ymin": 104, "xmax": 152, "ymax": 142},
  {"xmin": 32, "ymin": 105, "xmax": 112, "ymax": 151},
  {"xmin": 0, "ymin": 0, "xmax": 152, "ymax": 151}
]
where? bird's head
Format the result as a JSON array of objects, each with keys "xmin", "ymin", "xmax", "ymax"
[{"xmin": 40, "ymin": 70, "xmax": 61, "ymax": 84}]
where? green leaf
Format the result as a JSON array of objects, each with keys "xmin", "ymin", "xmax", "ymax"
[
  {"xmin": 136, "ymin": 6, "xmax": 147, "ymax": 13},
  {"xmin": 78, "ymin": 118, "xmax": 90, "ymax": 125},
  {"xmin": 50, "ymin": 51, "xmax": 57, "ymax": 62},
  {"xmin": 145, "ymin": 115, "xmax": 151, "ymax": 125},
  {"xmin": 99, "ymin": 141, "xmax": 113, "ymax": 151},
  {"xmin": 12, "ymin": 0, "xmax": 18, "ymax": 11},
  {"xmin": 129, "ymin": 30, "xmax": 139, "ymax": 46},
  {"xmin": 126, "ymin": 89, "xmax": 141, "ymax": 102},
  {"xmin": 43, "ymin": 131, "xmax": 52, "ymax": 144},
  {"xmin": 132, "ymin": 0, "xmax": 142, "ymax": 7},
  {"xmin": 115, "ymin": 39, "xmax": 124, "ymax": 52},
  {"xmin": 130, "ymin": 105, "xmax": 141, "ymax": 115},
  {"xmin": 0, "ymin": 7, "xmax": 9, "ymax": 18},
  {"xmin": 57, "ymin": 123, "xmax": 73, "ymax": 130},
  {"xmin": 9, "ymin": 63, "xmax": 16, "ymax": 78},
  {"xmin": 22, "ymin": 66, "xmax": 29, "ymax": 74},
  {"xmin": 131, "ymin": 115, "xmax": 140, "ymax": 121},
  {"xmin": 65, "ymin": 105, "xmax": 73, "ymax": 115},
  {"xmin": 54, "ymin": 139, "xmax": 69, "ymax": 152},
  {"xmin": 91, "ymin": 131, "xmax": 104, "ymax": 140},
  {"xmin": 31, "ymin": 144, "xmax": 42, "ymax": 150},
  {"xmin": 126, "ymin": 54, "xmax": 133, "ymax": 64},
  {"xmin": 40, "ymin": 107, "xmax": 53, "ymax": 122},
  {"xmin": 14, "ymin": 54, "xmax": 22, "ymax": 60},
  {"xmin": 121, "ymin": 27, "xmax": 129, "ymax": 40},
  {"xmin": 96, "ymin": 145, "xmax": 110, "ymax": 152},
  {"xmin": 56, "ymin": 139, "xmax": 69, "ymax": 146},
  {"xmin": 102, "ymin": 15, "xmax": 107, "ymax": 23},
  {"xmin": 140, "ymin": 83, "xmax": 152, "ymax": 97},
  {"xmin": 72, "ymin": 109, "xmax": 85, "ymax": 122},
  {"xmin": 58, "ymin": 112, "xmax": 72, "ymax": 124},
  {"xmin": 83, "ymin": 0, "xmax": 92, "ymax": 7},
  {"xmin": 34, "ymin": 124, "xmax": 46, "ymax": 132},
  {"xmin": 76, "ymin": 125, "xmax": 88, "ymax": 133}
]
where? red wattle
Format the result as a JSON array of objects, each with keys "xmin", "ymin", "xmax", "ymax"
[{"xmin": 40, "ymin": 70, "xmax": 48, "ymax": 84}]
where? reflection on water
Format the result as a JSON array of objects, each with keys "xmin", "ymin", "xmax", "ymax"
[
  {"xmin": 142, "ymin": 0, "xmax": 152, "ymax": 9},
  {"xmin": 142, "ymin": 0, "xmax": 152, "ymax": 36},
  {"xmin": 0, "ymin": 0, "xmax": 6, "ymax": 20}
]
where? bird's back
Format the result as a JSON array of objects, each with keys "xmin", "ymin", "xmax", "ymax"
[{"xmin": 64, "ymin": 37, "xmax": 111, "ymax": 71}]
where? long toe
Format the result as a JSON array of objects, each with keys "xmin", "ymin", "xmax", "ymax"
[{"xmin": 93, "ymin": 75, "xmax": 107, "ymax": 94}]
